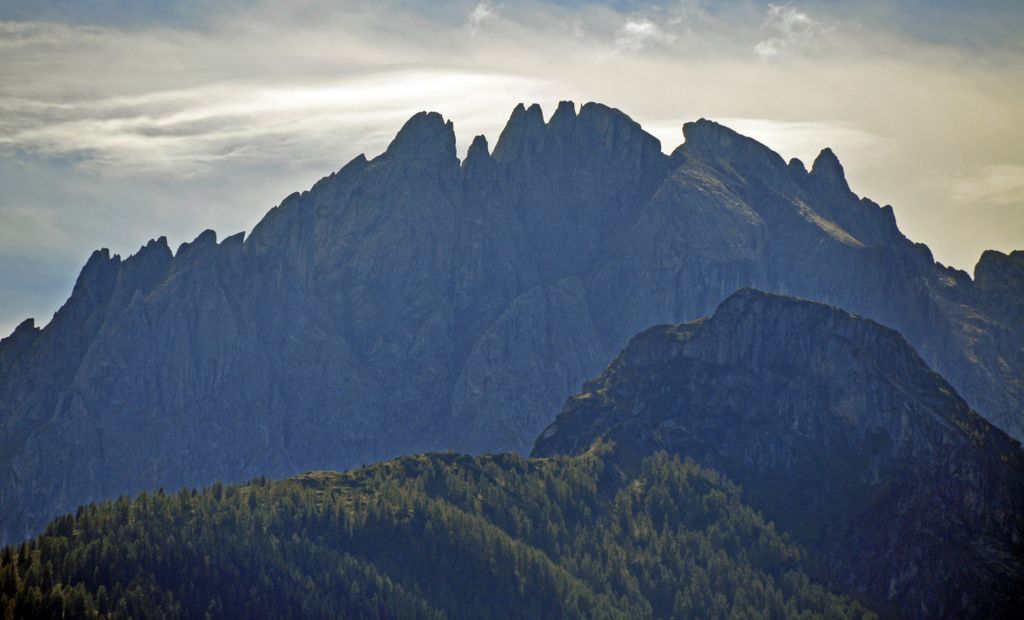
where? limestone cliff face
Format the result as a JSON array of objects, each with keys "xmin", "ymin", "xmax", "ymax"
[
  {"xmin": 533, "ymin": 289, "xmax": 1024, "ymax": 619},
  {"xmin": 0, "ymin": 101, "xmax": 1020, "ymax": 544}
]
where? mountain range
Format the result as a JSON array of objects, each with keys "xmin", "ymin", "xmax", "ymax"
[
  {"xmin": 1, "ymin": 101, "xmax": 1021, "ymax": 551},
  {"xmin": 3, "ymin": 289, "xmax": 1020, "ymax": 618}
]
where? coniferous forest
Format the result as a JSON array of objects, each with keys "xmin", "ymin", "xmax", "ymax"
[{"xmin": 0, "ymin": 444, "xmax": 874, "ymax": 619}]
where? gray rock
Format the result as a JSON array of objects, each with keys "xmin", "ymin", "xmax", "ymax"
[{"xmin": 0, "ymin": 101, "xmax": 1021, "ymax": 547}]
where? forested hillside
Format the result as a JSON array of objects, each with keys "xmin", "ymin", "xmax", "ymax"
[{"xmin": 0, "ymin": 444, "xmax": 873, "ymax": 619}]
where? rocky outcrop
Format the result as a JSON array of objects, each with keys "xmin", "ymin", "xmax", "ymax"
[
  {"xmin": 0, "ymin": 101, "xmax": 1021, "ymax": 544},
  {"xmin": 533, "ymin": 289, "xmax": 1024, "ymax": 619}
]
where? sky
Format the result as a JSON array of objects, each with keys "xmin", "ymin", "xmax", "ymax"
[{"xmin": 1, "ymin": 0, "xmax": 1023, "ymax": 337}]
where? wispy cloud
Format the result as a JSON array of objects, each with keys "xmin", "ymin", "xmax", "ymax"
[
  {"xmin": 754, "ymin": 4, "xmax": 831, "ymax": 60},
  {"xmin": 0, "ymin": 69, "xmax": 549, "ymax": 176},
  {"xmin": 939, "ymin": 164, "xmax": 1024, "ymax": 208},
  {"xmin": 614, "ymin": 18, "xmax": 675, "ymax": 52},
  {"xmin": 467, "ymin": 1, "xmax": 496, "ymax": 34}
]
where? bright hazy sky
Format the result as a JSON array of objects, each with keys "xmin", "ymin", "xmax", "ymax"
[{"xmin": 2, "ymin": 0, "xmax": 1023, "ymax": 336}]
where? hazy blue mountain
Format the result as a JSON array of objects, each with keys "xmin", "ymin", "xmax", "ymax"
[
  {"xmin": 1, "ymin": 101, "xmax": 1021, "ymax": 544},
  {"xmin": 534, "ymin": 289, "xmax": 1024, "ymax": 619}
]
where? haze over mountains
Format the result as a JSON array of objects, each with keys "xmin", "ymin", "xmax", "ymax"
[
  {"xmin": 4, "ymin": 289, "xmax": 1020, "ymax": 619},
  {"xmin": 1, "ymin": 100, "xmax": 1022, "ymax": 551}
]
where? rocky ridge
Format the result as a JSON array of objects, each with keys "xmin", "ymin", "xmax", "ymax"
[
  {"xmin": 533, "ymin": 288, "xmax": 1024, "ymax": 619},
  {"xmin": 0, "ymin": 101, "xmax": 1021, "ymax": 544}
]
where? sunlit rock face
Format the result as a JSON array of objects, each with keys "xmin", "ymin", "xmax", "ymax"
[
  {"xmin": 534, "ymin": 289, "xmax": 1024, "ymax": 620},
  {"xmin": 0, "ymin": 101, "xmax": 1021, "ymax": 545}
]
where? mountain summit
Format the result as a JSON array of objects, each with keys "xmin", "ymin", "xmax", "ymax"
[
  {"xmin": 0, "ymin": 101, "xmax": 1021, "ymax": 544},
  {"xmin": 534, "ymin": 289, "xmax": 1024, "ymax": 619}
]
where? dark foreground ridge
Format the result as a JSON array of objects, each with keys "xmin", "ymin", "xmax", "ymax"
[
  {"xmin": 534, "ymin": 289, "xmax": 1024, "ymax": 619},
  {"xmin": 1, "ymin": 288, "xmax": 1019, "ymax": 618},
  {"xmin": 0, "ymin": 447, "xmax": 875, "ymax": 619},
  {"xmin": 1, "ymin": 101, "xmax": 1022, "ymax": 545}
]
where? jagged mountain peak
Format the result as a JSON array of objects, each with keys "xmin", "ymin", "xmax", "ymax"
[
  {"xmin": 175, "ymin": 229, "xmax": 217, "ymax": 257},
  {"xmin": 0, "ymin": 319, "xmax": 41, "ymax": 376},
  {"xmin": 2, "ymin": 318, "xmax": 39, "ymax": 345},
  {"xmin": 492, "ymin": 102, "xmax": 549, "ymax": 161},
  {"xmin": 549, "ymin": 99, "xmax": 577, "ymax": 126},
  {"xmin": 492, "ymin": 100, "xmax": 661, "ymax": 163},
  {"xmin": 118, "ymin": 236, "xmax": 174, "ymax": 291},
  {"xmin": 975, "ymin": 248, "xmax": 1024, "ymax": 280},
  {"xmin": 678, "ymin": 117, "xmax": 788, "ymax": 178},
  {"xmin": 139, "ymin": 235, "xmax": 170, "ymax": 254},
  {"xmin": 11, "ymin": 317, "xmax": 36, "ymax": 334},
  {"xmin": 809, "ymin": 146, "xmax": 851, "ymax": 194},
  {"xmin": 973, "ymin": 248, "xmax": 1024, "ymax": 328},
  {"xmin": 72, "ymin": 247, "xmax": 121, "ymax": 295},
  {"xmin": 576, "ymin": 101, "xmax": 662, "ymax": 151},
  {"xmin": 462, "ymin": 134, "xmax": 495, "ymax": 179},
  {"xmin": 383, "ymin": 110, "xmax": 457, "ymax": 161},
  {"xmin": 468, "ymin": 133, "xmax": 489, "ymax": 156},
  {"xmin": 463, "ymin": 133, "xmax": 491, "ymax": 166},
  {"xmin": 680, "ymin": 117, "xmax": 737, "ymax": 143},
  {"xmin": 81, "ymin": 246, "xmax": 115, "ymax": 270},
  {"xmin": 787, "ymin": 156, "xmax": 809, "ymax": 178}
]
